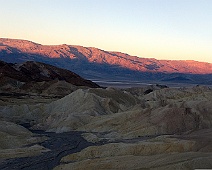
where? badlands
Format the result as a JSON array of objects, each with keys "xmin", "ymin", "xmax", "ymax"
[{"xmin": 0, "ymin": 61, "xmax": 212, "ymax": 169}]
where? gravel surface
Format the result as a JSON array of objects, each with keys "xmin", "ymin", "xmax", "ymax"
[{"xmin": 0, "ymin": 130, "xmax": 94, "ymax": 170}]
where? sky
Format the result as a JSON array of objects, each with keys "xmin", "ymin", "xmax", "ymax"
[{"xmin": 0, "ymin": 0, "xmax": 212, "ymax": 63}]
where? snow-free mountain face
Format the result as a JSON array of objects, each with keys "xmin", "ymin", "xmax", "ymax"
[
  {"xmin": 0, "ymin": 38, "xmax": 212, "ymax": 85},
  {"xmin": 0, "ymin": 60, "xmax": 100, "ymax": 90}
]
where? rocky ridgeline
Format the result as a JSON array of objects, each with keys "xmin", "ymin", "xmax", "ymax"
[{"xmin": 0, "ymin": 60, "xmax": 99, "ymax": 96}]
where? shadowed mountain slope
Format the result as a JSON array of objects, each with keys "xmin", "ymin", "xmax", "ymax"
[
  {"xmin": 0, "ymin": 61, "xmax": 100, "ymax": 101},
  {"xmin": 0, "ymin": 60, "xmax": 99, "ymax": 87}
]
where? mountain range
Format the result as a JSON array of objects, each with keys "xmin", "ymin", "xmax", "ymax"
[{"xmin": 0, "ymin": 38, "xmax": 212, "ymax": 85}]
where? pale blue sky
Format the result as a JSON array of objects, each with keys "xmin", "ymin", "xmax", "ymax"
[{"xmin": 0, "ymin": 0, "xmax": 212, "ymax": 63}]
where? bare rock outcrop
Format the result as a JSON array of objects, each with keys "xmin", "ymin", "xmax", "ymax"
[
  {"xmin": 0, "ymin": 121, "xmax": 48, "ymax": 160},
  {"xmin": 54, "ymin": 152, "xmax": 212, "ymax": 170},
  {"xmin": 0, "ymin": 60, "xmax": 100, "ymax": 95},
  {"xmin": 55, "ymin": 132, "xmax": 212, "ymax": 170},
  {"xmin": 0, "ymin": 84, "xmax": 212, "ymax": 169}
]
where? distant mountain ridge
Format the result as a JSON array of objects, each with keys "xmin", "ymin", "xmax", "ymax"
[{"xmin": 0, "ymin": 38, "xmax": 212, "ymax": 85}]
